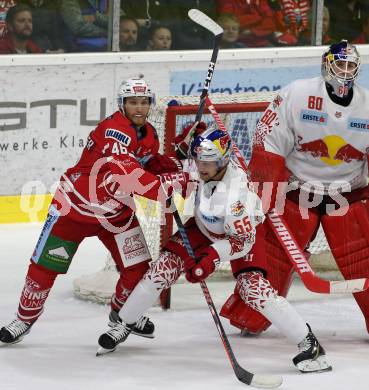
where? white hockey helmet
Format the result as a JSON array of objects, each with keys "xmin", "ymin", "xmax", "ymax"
[
  {"xmin": 321, "ymin": 40, "xmax": 361, "ymax": 98},
  {"xmin": 117, "ymin": 78, "xmax": 154, "ymax": 111},
  {"xmin": 190, "ymin": 126, "xmax": 232, "ymax": 169}
]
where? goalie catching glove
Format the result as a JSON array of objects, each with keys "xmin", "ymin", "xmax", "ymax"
[
  {"xmin": 184, "ymin": 246, "xmax": 220, "ymax": 283},
  {"xmin": 175, "ymin": 121, "xmax": 207, "ymax": 159}
]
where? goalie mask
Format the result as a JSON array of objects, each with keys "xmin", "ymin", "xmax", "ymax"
[
  {"xmin": 321, "ymin": 40, "xmax": 361, "ymax": 98},
  {"xmin": 117, "ymin": 78, "xmax": 154, "ymax": 113},
  {"xmin": 190, "ymin": 127, "xmax": 232, "ymax": 169}
]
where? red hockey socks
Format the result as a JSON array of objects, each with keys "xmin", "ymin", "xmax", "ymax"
[{"xmin": 17, "ymin": 262, "xmax": 58, "ymax": 323}]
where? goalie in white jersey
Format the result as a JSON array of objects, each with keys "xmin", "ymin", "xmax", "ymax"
[
  {"xmin": 96, "ymin": 123, "xmax": 331, "ymax": 373},
  {"xmin": 222, "ymin": 40, "xmax": 369, "ymax": 342}
]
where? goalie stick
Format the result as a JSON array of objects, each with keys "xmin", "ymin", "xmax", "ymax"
[
  {"xmin": 205, "ymin": 94, "xmax": 369, "ymax": 295},
  {"xmin": 166, "ymin": 10, "xmax": 282, "ymax": 389}
]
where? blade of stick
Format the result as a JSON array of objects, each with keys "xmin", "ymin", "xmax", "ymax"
[{"xmin": 188, "ymin": 9, "xmax": 223, "ymax": 36}]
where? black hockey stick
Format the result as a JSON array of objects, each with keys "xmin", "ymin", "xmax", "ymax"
[
  {"xmin": 188, "ymin": 9, "xmax": 223, "ymax": 123},
  {"xmin": 167, "ymin": 197, "xmax": 282, "ymax": 389},
  {"xmin": 204, "ymin": 94, "xmax": 369, "ymax": 295},
  {"xmin": 165, "ymin": 10, "xmax": 282, "ymax": 389}
]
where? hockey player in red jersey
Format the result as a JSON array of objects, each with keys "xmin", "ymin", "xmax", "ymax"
[
  {"xmin": 95, "ymin": 124, "xmax": 331, "ymax": 373},
  {"xmin": 221, "ymin": 40, "xmax": 369, "ymax": 344},
  {"xmin": 0, "ymin": 78, "xmax": 189, "ymax": 345}
]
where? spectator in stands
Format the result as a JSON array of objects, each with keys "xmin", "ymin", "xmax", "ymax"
[
  {"xmin": 216, "ymin": 13, "xmax": 246, "ymax": 48},
  {"xmin": 322, "ymin": 6, "xmax": 333, "ymax": 45},
  {"xmin": 146, "ymin": 25, "xmax": 172, "ymax": 51},
  {"xmin": 18, "ymin": 0, "xmax": 70, "ymax": 53},
  {"xmin": 121, "ymin": 0, "xmax": 179, "ymax": 30},
  {"xmin": 278, "ymin": 0, "xmax": 309, "ymax": 40},
  {"xmin": 170, "ymin": 0, "xmax": 218, "ymax": 49},
  {"xmin": 326, "ymin": 0, "xmax": 368, "ymax": 42},
  {"xmin": 0, "ymin": 3, "xmax": 42, "ymax": 53},
  {"xmin": 353, "ymin": 13, "xmax": 369, "ymax": 44},
  {"xmin": 119, "ymin": 16, "xmax": 141, "ymax": 51},
  {"xmin": 0, "ymin": 0, "xmax": 16, "ymax": 38},
  {"xmin": 216, "ymin": 0, "xmax": 276, "ymax": 47},
  {"xmin": 60, "ymin": 0, "xmax": 108, "ymax": 52}
]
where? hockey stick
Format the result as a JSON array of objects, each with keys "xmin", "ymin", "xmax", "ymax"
[
  {"xmin": 167, "ymin": 197, "xmax": 282, "ymax": 389},
  {"xmin": 188, "ymin": 9, "xmax": 223, "ymax": 123},
  {"xmin": 205, "ymin": 94, "xmax": 369, "ymax": 294},
  {"xmin": 165, "ymin": 10, "xmax": 281, "ymax": 389}
]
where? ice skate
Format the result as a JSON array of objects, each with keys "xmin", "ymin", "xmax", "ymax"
[
  {"xmin": 0, "ymin": 319, "xmax": 32, "ymax": 345},
  {"xmin": 293, "ymin": 324, "xmax": 332, "ymax": 373},
  {"xmin": 108, "ymin": 310, "xmax": 155, "ymax": 338},
  {"xmin": 97, "ymin": 321, "xmax": 133, "ymax": 356}
]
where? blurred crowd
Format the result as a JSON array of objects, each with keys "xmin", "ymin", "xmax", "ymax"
[{"xmin": 0, "ymin": 0, "xmax": 368, "ymax": 54}]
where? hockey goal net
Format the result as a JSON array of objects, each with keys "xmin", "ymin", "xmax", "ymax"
[{"xmin": 73, "ymin": 92, "xmax": 335, "ymax": 305}]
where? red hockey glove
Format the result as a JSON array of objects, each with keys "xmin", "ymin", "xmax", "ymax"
[
  {"xmin": 174, "ymin": 121, "xmax": 207, "ymax": 159},
  {"xmin": 145, "ymin": 153, "xmax": 182, "ymax": 174},
  {"xmin": 159, "ymin": 171, "xmax": 197, "ymax": 200},
  {"xmin": 184, "ymin": 246, "xmax": 220, "ymax": 283}
]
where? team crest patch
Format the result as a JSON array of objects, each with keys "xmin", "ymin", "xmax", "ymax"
[
  {"xmin": 105, "ymin": 129, "xmax": 131, "ymax": 145},
  {"xmin": 272, "ymin": 95, "xmax": 283, "ymax": 108},
  {"xmin": 229, "ymin": 236, "xmax": 244, "ymax": 255},
  {"xmin": 230, "ymin": 201, "xmax": 245, "ymax": 217}
]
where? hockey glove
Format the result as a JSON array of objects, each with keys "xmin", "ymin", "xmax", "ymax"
[
  {"xmin": 145, "ymin": 153, "xmax": 182, "ymax": 175},
  {"xmin": 184, "ymin": 246, "xmax": 220, "ymax": 283},
  {"xmin": 174, "ymin": 121, "xmax": 207, "ymax": 159},
  {"xmin": 159, "ymin": 171, "xmax": 197, "ymax": 200}
]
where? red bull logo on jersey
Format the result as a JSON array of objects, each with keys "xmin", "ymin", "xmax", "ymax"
[
  {"xmin": 230, "ymin": 200, "xmax": 245, "ymax": 217},
  {"xmin": 348, "ymin": 118, "xmax": 369, "ymax": 132},
  {"xmin": 300, "ymin": 110, "xmax": 328, "ymax": 125},
  {"xmin": 297, "ymin": 135, "xmax": 365, "ymax": 165}
]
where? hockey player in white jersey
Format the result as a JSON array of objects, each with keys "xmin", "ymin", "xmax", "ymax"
[
  {"xmin": 96, "ymin": 124, "xmax": 331, "ymax": 373},
  {"xmin": 222, "ymin": 40, "xmax": 369, "ymax": 341}
]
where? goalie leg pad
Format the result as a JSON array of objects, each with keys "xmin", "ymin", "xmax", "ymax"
[
  {"xmin": 322, "ymin": 200, "xmax": 369, "ymax": 332},
  {"xmin": 222, "ymin": 199, "xmax": 320, "ymax": 335},
  {"xmin": 264, "ymin": 198, "xmax": 320, "ymax": 297},
  {"xmin": 220, "ymin": 272, "xmax": 274, "ymax": 334}
]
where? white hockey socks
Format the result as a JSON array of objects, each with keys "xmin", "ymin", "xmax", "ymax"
[
  {"xmin": 262, "ymin": 296, "xmax": 308, "ymax": 345},
  {"xmin": 119, "ymin": 278, "xmax": 160, "ymax": 325}
]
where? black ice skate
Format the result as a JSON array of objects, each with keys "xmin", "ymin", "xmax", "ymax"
[
  {"xmin": 97, "ymin": 322, "xmax": 133, "ymax": 356},
  {"xmin": 293, "ymin": 324, "xmax": 332, "ymax": 373},
  {"xmin": 108, "ymin": 310, "xmax": 155, "ymax": 338},
  {"xmin": 0, "ymin": 319, "xmax": 32, "ymax": 344}
]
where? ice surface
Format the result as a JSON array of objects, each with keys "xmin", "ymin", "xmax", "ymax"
[{"xmin": 1, "ymin": 223, "xmax": 368, "ymax": 390}]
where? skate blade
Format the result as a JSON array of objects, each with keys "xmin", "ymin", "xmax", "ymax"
[
  {"xmin": 131, "ymin": 330, "xmax": 155, "ymax": 339},
  {"xmin": 96, "ymin": 346, "xmax": 116, "ymax": 356},
  {"xmin": 296, "ymin": 355, "xmax": 332, "ymax": 373},
  {"xmin": 0, "ymin": 336, "xmax": 25, "ymax": 346}
]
